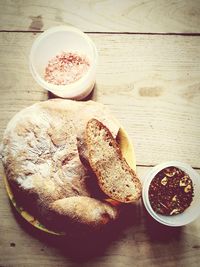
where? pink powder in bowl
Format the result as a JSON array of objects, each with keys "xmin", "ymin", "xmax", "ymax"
[{"xmin": 44, "ymin": 52, "xmax": 90, "ymax": 85}]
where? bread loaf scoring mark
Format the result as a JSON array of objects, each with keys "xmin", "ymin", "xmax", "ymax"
[{"xmin": 86, "ymin": 119, "xmax": 142, "ymax": 203}]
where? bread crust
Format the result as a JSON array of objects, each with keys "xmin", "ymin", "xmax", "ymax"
[
  {"xmin": 0, "ymin": 99, "xmax": 120, "ymax": 231},
  {"xmin": 86, "ymin": 119, "xmax": 142, "ymax": 203},
  {"xmin": 50, "ymin": 196, "xmax": 118, "ymax": 226}
]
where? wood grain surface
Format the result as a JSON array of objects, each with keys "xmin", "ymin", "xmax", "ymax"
[
  {"xmin": 0, "ymin": 167, "xmax": 200, "ymax": 267},
  {"xmin": 0, "ymin": 1, "xmax": 200, "ymax": 267},
  {"xmin": 0, "ymin": 32, "xmax": 200, "ymax": 166},
  {"xmin": 0, "ymin": 0, "xmax": 200, "ymax": 33}
]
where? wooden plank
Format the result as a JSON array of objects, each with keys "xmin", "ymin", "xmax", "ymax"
[
  {"xmin": 0, "ymin": 165, "xmax": 200, "ymax": 267},
  {"xmin": 0, "ymin": 0, "xmax": 200, "ymax": 33},
  {"xmin": 0, "ymin": 32, "xmax": 200, "ymax": 167}
]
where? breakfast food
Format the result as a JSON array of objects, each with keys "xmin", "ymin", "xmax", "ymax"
[
  {"xmin": 149, "ymin": 166, "xmax": 194, "ymax": 215},
  {"xmin": 86, "ymin": 119, "xmax": 142, "ymax": 203},
  {"xmin": 0, "ymin": 99, "xmax": 121, "ymax": 232}
]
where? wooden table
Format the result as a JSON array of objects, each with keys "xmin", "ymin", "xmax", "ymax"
[{"xmin": 0, "ymin": 1, "xmax": 200, "ymax": 266}]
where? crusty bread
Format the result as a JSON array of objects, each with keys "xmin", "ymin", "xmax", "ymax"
[
  {"xmin": 0, "ymin": 99, "xmax": 120, "ymax": 232},
  {"xmin": 86, "ymin": 119, "xmax": 142, "ymax": 203},
  {"xmin": 50, "ymin": 196, "xmax": 118, "ymax": 226}
]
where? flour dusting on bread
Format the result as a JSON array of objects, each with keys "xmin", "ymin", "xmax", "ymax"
[{"xmin": 0, "ymin": 99, "xmax": 120, "ymax": 231}]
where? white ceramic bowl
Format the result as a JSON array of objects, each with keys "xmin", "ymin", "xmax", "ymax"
[
  {"xmin": 29, "ymin": 25, "xmax": 98, "ymax": 99},
  {"xmin": 142, "ymin": 161, "xmax": 200, "ymax": 226}
]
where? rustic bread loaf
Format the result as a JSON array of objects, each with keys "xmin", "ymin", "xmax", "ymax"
[
  {"xmin": 0, "ymin": 99, "xmax": 120, "ymax": 232},
  {"xmin": 86, "ymin": 119, "xmax": 142, "ymax": 203}
]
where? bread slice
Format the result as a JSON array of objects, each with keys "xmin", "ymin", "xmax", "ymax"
[{"xmin": 85, "ymin": 119, "xmax": 142, "ymax": 203}]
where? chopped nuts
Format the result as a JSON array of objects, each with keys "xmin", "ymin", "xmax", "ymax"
[
  {"xmin": 170, "ymin": 209, "xmax": 180, "ymax": 215},
  {"xmin": 161, "ymin": 177, "xmax": 168, "ymax": 186},
  {"xmin": 184, "ymin": 184, "xmax": 192, "ymax": 193},
  {"xmin": 172, "ymin": 195, "xmax": 177, "ymax": 202},
  {"xmin": 164, "ymin": 168, "xmax": 176, "ymax": 177},
  {"xmin": 149, "ymin": 166, "xmax": 194, "ymax": 216},
  {"xmin": 179, "ymin": 176, "xmax": 189, "ymax": 187}
]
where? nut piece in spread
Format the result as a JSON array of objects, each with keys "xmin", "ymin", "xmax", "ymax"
[
  {"xmin": 180, "ymin": 176, "xmax": 190, "ymax": 187},
  {"xmin": 149, "ymin": 166, "xmax": 194, "ymax": 216},
  {"xmin": 172, "ymin": 195, "xmax": 177, "ymax": 202},
  {"xmin": 161, "ymin": 177, "xmax": 168, "ymax": 186},
  {"xmin": 170, "ymin": 209, "xmax": 180, "ymax": 215},
  {"xmin": 184, "ymin": 184, "xmax": 192, "ymax": 193}
]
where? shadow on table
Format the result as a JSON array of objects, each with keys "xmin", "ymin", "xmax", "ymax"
[
  {"xmin": 142, "ymin": 204, "xmax": 183, "ymax": 243},
  {"xmin": 10, "ymin": 199, "xmax": 185, "ymax": 263},
  {"xmin": 11, "ymin": 201, "xmax": 141, "ymax": 262},
  {"xmin": 47, "ymin": 83, "xmax": 98, "ymax": 101}
]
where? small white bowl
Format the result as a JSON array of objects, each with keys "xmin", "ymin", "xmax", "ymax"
[
  {"xmin": 29, "ymin": 25, "xmax": 98, "ymax": 99},
  {"xmin": 142, "ymin": 161, "xmax": 200, "ymax": 226}
]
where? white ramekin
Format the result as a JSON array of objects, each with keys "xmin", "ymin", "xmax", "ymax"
[
  {"xmin": 142, "ymin": 161, "xmax": 200, "ymax": 226},
  {"xmin": 29, "ymin": 25, "xmax": 98, "ymax": 99}
]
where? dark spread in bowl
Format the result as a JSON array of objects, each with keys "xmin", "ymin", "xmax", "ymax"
[{"xmin": 148, "ymin": 166, "xmax": 194, "ymax": 215}]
